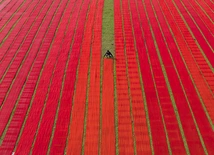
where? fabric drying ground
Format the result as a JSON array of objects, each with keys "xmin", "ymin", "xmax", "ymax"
[{"xmin": 0, "ymin": 0, "xmax": 214, "ymax": 154}]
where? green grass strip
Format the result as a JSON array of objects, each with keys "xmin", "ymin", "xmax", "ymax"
[{"xmin": 102, "ymin": 0, "xmax": 115, "ymax": 57}]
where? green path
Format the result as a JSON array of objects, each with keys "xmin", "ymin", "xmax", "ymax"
[{"xmin": 102, "ymin": 0, "xmax": 115, "ymax": 56}]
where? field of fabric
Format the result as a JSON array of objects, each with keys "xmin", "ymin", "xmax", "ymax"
[{"xmin": 0, "ymin": 0, "xmax": 213, "ymax": 154}]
